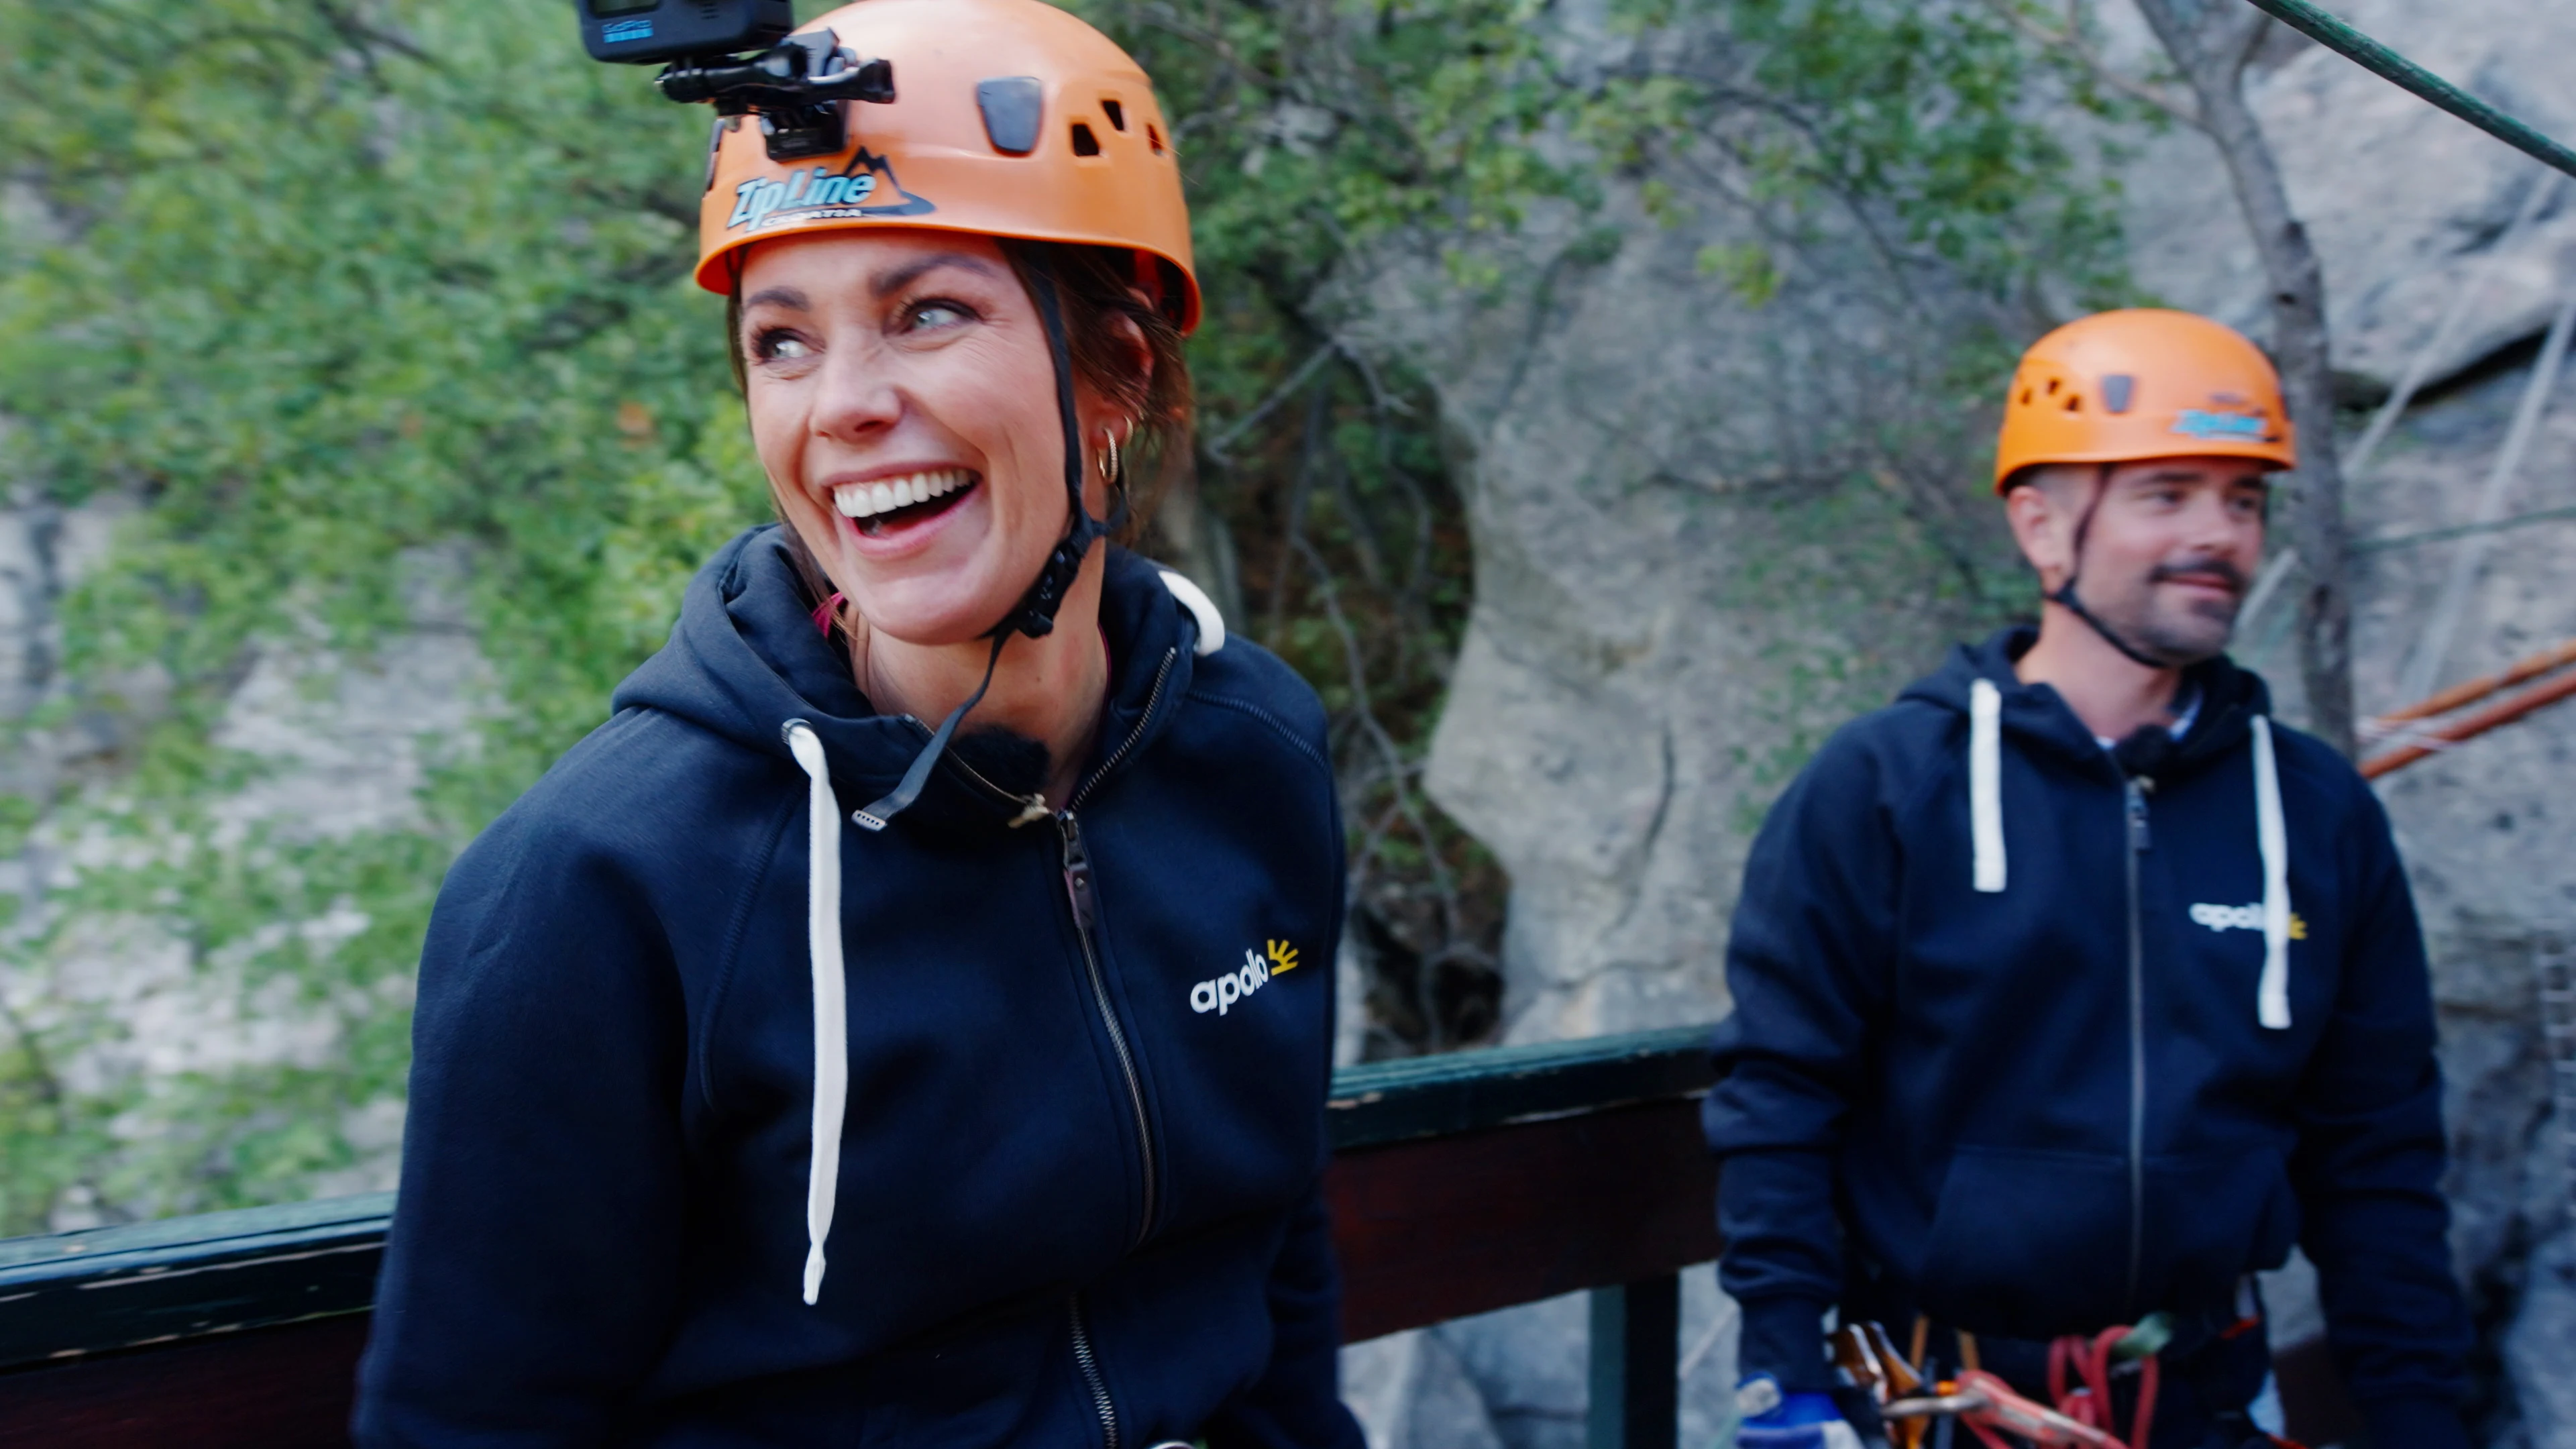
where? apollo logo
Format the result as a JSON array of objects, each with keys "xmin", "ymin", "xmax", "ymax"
[
  {"xmin": 2189, "ymin": 902, "xmax": 2308, "ymax": 939},
  {"xmin": 1190, "ymin": 940, "xmax": 1299, "ymax": 1016}
]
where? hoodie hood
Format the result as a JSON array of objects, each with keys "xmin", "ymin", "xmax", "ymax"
[
  {"xmin": 614, "ymin": 525, "xmax": 1209, "ymax": 830},
  {"xmin": 1898, "ymin": 625, "xmax": 2272, "ymax": 778}
]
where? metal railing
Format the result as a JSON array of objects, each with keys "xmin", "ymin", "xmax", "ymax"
[{"xmin": 0, "ymin": 1024, "xmax": 1721, "ymax": 1448}]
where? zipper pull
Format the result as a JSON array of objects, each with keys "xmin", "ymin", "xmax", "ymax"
[
  {"xmin": 1059, "ymin": 812, "xmax": 1095, "ymax": 932},
  {"xmin": 2126, "ymin": 780, "xmax": 2152, "ymax": 853}
]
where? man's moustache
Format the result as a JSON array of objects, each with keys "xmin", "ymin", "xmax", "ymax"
[{"xmin": 2149, "ymin": 560, "xmax": 2247, "ymax": 595}]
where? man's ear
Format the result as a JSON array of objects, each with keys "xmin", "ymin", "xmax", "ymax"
[{"xmin": 2004, "ymin": 484, "xmax": 2070, "ymax": 591}]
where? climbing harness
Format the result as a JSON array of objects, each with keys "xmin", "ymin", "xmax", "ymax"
[
  {"xmin": 1850, "ymin": 1317, "xmax": 2165, "ymax": 1449},
  {"xmin": 1848, "ymin": 1311, "xmax": 2312, "ymax": 1449}
]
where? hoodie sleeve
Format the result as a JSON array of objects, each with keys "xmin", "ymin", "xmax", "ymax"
[
  {"xmin": 1202, "ymin": 1183, "xmax": 1367, "ymax": 1449},
  {"xmin": 2288, "ymin": 784, "xmax": 2471, "ymax": 1444},
  {"xmin": 1701, "ymin": 726, "xmax": 1902, "ymax": 1392},
  {"xmin": 1205, "ymin": 774, "xmax": 1364, "ymax": 1449},
  {"xmin": 354, "ymin": 813, "xmax": 690, "ymax": 1448}
]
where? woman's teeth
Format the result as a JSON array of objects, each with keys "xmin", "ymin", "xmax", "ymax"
[{"xmin": 834, "ymin": 468, "xmax": 971, "ymax": 519}]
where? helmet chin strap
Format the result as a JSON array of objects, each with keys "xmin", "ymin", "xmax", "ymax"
[
  {"xmin": 851, "ymin": 255, "xmax": 1118, "ymax": 831},
  {"xmin": 2047, "ymin": 464, "xmax": 2179, "ymax": 673}
]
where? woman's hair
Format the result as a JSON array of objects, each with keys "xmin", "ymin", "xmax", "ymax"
[{"xmin": 725, "ymin": 239, "xmax": 1195, "ymax": 613}]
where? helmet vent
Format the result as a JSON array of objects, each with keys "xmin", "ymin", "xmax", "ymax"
[
  {"xmin": 1148, "ymin": 123, "xmax": 1165, "ymax": 154},
  {"xmin": 1071, "ymin": 122, "xmax": 1102, "ymax": 156},
  {"xmin": 2063, "ymin": 393, "xmax": 2083, "ymax": 413},
  {"xmin": 1102, "ymin": 99, "xmax": 1127, "ymax": 131},
  {"xmin": 975, "ymin": 76, "xmax": 1044, "ymax": 156}
]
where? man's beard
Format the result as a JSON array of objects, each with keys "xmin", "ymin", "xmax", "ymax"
[{"xmin": 2094, "ymin": 557, "xmax": 2248, "ymax": 665}]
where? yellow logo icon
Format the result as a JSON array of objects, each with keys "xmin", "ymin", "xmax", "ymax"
[{"xmin": 1189, "ymin": 940, "xmax": 1300, "ymax": 1015}]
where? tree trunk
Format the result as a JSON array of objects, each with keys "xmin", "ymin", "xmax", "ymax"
[{"xmin": 2132, "ymin": 0, "xmax": 2359, "ymax": 757}]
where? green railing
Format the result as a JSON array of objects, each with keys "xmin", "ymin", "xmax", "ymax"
[{"xmin": 0, "ymin": 1024, "xmax": 1721, "ymax": 1448}]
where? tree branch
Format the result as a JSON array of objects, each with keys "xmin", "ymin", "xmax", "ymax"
[
  {"xmin": 2133, "ymin": 0, "xmax": 2357, "ymax": 753},
  {"xmin": 1974, "ymin": 0, "xmax": 2206, "ymax": 131}
]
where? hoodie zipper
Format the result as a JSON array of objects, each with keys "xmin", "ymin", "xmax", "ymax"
[
  {"xmin": 1071, "ymin": 649, "xmax": 1178, "ymax": 812},
  {"xmin": 1059, "ymin": 810, "xmax": 1157, "ymax": 1244},
  {"xmin": 1069, "ymin": 1295, "xmax": 1120, "ymax": 1449},
  {"xmin": 1052, "ymin": 650, "xmax": 1177, "ymax": 1447},
  {"xmin": 2123, "ymin": 775, "xmax": 2152, "ymax": 1311}
]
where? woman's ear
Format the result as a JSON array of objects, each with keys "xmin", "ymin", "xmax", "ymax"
[{"xmin": 1111, "ymin": 303, "xmax": 1152, "ymax": 404}]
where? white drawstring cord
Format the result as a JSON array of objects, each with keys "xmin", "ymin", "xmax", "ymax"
[
  {"xmin": 1970, "ymin": 679, "xmax": 2006, "ymax": 893},
  {"xmin": 1157, "ymin": 570, "xmax": 1227, "ymax": 656},
  {"xmin": 2251, "ymin": 716, "xmax": 2291, "ymax": 1029},
  {"xmin": 782, "ymin": 720, "xmax": 849, "ymax": 1303},
  {"xmin": 776, "ymin": 578, "xmax": 1213, "ymax": 1305}
]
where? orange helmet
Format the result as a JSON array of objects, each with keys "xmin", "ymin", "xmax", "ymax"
[
  {"xmin": 693, "ymin": 0, "xmax": 1199, "ymax": 331},
  {"xmin": 1992, "ymin": 309, "xmax": 2296, "ymax": 492}
]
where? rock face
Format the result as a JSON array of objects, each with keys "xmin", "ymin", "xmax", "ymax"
[
  {"xmin": 1340, "ymin": 0, "xmax": 2576, "ymax": 1442},
  {"xmin": 0, "ymin": 501, "xmax": 492, "ymax": 1225}
]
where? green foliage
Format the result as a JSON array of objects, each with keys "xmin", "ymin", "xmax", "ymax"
[
  {"xmin": 0, "ymin": 0, "xmax": 2141, "ymax": 1220},
  {"xmin": 0, "ymin": 0, "xmax": 747, "ymax": 1231}
]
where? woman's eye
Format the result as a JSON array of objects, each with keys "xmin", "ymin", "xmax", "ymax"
[
  {"xmin": 752, "ymin": 329, "xmax": 812, "ymax": 362},
  {"xmin": 905, "ymin": 301, "xmax": 973, "ymax": 333}
]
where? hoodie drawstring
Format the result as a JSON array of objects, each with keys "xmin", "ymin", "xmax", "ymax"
[
  {"xmin": 782, "ymin": 720, "xmax": 849, "ymax": 1304},
  {"xmin": 1964, "ymin": 686, "xmax": 2292, "ymax": 1028},
  {"xmin": 780, "ymin": 580, "xmax": 1218, "ymax": 1307},
  {"xmin": 2251, "ymin": 716, "xmax": 2292, "ymax": 1030},
  {"xmin": 1970, "ymin": 678, "xmax": 2006, "ymax": 893}
]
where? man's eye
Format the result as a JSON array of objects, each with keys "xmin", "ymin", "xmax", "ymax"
[{"xmin": 753, "ymin": 329, "xmax": 813, "ymax": 362}]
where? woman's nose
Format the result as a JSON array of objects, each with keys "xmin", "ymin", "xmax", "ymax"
[{"xmin": 810, "ymin": 345, "xmax": 905, "ymax": 443}]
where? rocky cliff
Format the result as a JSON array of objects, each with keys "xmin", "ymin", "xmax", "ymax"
[{"xmin": 1339, "ymin": 1, "xmax": 2576, "ymax": 1444}]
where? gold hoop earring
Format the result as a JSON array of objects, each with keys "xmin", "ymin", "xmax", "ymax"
[{"xmin": 1096, "ymin": 427, "xmax": 1125, "ymax": 484}]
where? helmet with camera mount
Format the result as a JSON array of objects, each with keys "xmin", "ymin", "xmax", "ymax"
[
  {"xmin": 687, "ymin": 0, "xmax": 1201, "ymax": 829},
  {"xmin": 692, "ymin": 0, "xmax": 1198, "ymax": 331}
]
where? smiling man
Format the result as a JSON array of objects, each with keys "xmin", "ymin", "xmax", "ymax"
[{"xmin": 1707, "ymin": 311, "xmax": 2473, "ymax": 1448}]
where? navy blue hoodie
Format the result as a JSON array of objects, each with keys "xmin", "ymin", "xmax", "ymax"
[
  {"xmin": 1703, "ymin": 628, "xmax": 2470, "ymax": 1444},
  {"xmin": 356, "ymin": 527, "xmax": 1364, "ymax": 1448}
]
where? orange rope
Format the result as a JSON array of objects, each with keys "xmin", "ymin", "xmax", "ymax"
[
  {"xmin": 2363, "ymin": 665, "xmax": 2576, "ymax": 780},
  {"xmin": 2373, "ymin": 637, "xmax": 2576, "ymax": 727}
]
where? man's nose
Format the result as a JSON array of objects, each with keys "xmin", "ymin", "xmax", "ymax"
[{"xmin": 2187, "ymin": 489, "xmax": 2259, "ymax": 553}]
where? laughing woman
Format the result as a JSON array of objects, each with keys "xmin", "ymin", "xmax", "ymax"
[{"xmin": 354, "ymin": 3, "xmax": 1362, "ymax": 1444}]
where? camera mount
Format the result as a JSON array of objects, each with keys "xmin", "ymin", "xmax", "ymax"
[
  {"xmin": 659, "ymin": 32, "xmax": 896, "ymax": 160},
  {"xmin": 578, "ymin": 1, "xmax": 896, "ymax": 163}
]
